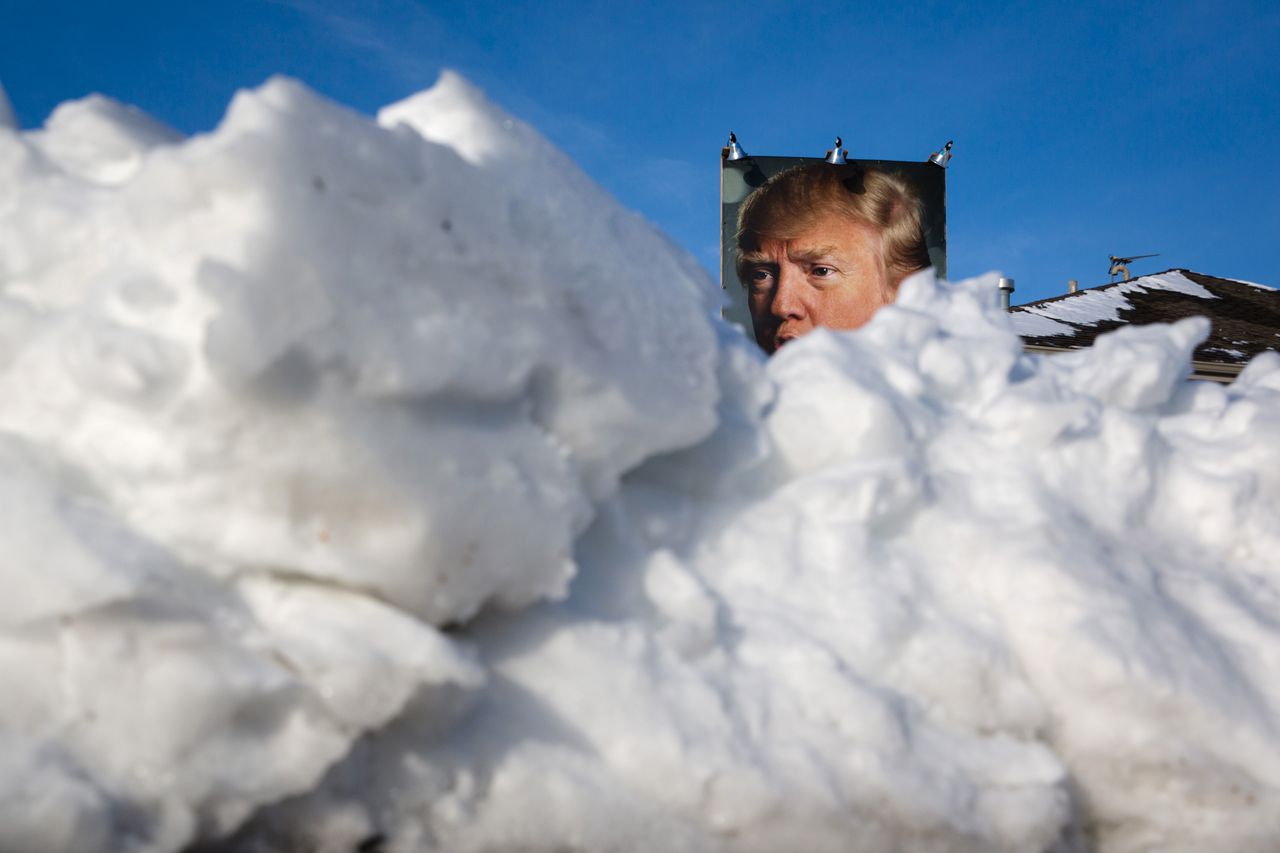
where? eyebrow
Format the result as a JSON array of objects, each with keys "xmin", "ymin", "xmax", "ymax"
[
  {"xmin": 739, "ymin": 246, "xmax": 841, "ymax": 267},
  {"xmin": 738, "ymin": 251, "xmax": 776, "ymax": 268},
  {"xmin": 788, "ymin": 245, "xmax": 840, "ymax": 264}
]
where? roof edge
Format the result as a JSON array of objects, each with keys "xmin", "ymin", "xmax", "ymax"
[{"xmin": 1011, "ymin": 268, "xmax": 1276, "ymax": 310}]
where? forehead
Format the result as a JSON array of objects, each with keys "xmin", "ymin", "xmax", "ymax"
[{"xmin": 754, "ymin": 216, "xmax": 882, "ymax": 261}]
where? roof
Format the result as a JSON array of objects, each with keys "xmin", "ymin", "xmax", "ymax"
[{"xmin": 1010, "ymin": 269, "xmax": 1280, "ymax": 377}]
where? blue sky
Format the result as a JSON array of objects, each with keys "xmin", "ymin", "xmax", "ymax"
[{"xmin": 3, "ymin": 0, "xmax": 1277, "ymax": 303}]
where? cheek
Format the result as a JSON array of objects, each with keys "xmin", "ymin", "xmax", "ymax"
[{"xmin": 817, "ymin": 283, "xmax": 890, "ymax": 330}]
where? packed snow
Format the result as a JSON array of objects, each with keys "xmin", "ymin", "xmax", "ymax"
[{"xmin": 2, "ymin": 73, "xmax": 1280, "ymax": 853}]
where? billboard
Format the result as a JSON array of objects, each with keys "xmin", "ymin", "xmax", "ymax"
[{"xmin": 721, "ymin": 151, "xmax": 947, "ymax": 354}]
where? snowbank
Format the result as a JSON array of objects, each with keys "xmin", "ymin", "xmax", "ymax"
[{"xmin": 3, "ymin": 73, "xmax": 1280, "ymax": 853}]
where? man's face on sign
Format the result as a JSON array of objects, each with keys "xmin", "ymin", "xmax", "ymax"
[{"xmin": 742, "ymin": 215, "xmax": 892, "ymax": 355}]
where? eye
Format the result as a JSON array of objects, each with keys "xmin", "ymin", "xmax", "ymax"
[
  {"xmin": 748, "ymin": 267, "xmax": 775, "ymax": 292},
  {"xmin": 811, "ymin": 265, "xmax": 836, "ymax": 278}
]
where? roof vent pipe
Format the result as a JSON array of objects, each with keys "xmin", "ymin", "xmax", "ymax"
[
  {"xmin": 0, "ymin": 83, "xmax": 15, "ymax": 131},
  {"xmin": 1068, "ymin": 279, "xmax": 1079, "ymax": 293},
  {"xmin": 998, "ymin": 277, "xmax": 1015, "ymax": 311}
]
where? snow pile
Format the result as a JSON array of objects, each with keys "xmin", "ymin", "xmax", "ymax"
[
  {"xmin": 240, "ymin": 279, "xmax": 1280, "ymax": 853},
  {"xmin": 0, "ymin": 73, "xmax": 715, "ymax": 852},
  {"xmin": 4, "ymin": 74, "xmax": 1280, "ymax": 853}
]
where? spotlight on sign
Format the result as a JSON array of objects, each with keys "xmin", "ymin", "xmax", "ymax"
[
  {"xmin": 929, "ymin": 140, "xmax": 954, "ymax": 168},
  {"xmin": 824, "ymin": 137, "xmax": 847, "ymax": 165},
  {"xmin": 724, "ymin": 132, "xmax": 748, "ymax": 161}
]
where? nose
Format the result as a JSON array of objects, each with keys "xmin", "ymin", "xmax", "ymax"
[{"xmin": 771, "ymin": 264, "xmax": 806, "ymax": 319}]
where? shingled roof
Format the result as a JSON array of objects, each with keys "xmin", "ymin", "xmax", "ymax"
[{"xmin": 1010, "ymin": 269, "xmax": 1280, "ymax": 381}]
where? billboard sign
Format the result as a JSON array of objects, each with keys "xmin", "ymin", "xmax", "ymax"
[{"xmin": 721, "ymin": 152, "xmax": 947, "ymax": 354}]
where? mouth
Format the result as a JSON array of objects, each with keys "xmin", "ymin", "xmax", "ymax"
[{"xmin": 774, "ymin": 335, "xmax": 796, "ymax": 351}]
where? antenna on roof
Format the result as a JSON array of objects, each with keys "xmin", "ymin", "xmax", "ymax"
[{"xmin": 1108, "ymin": 253, "xmax": 1159, "ymax": 282}]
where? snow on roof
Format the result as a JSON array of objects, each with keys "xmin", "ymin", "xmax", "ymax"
[
  {"xmin": 1008, "ymin": 309, "xmax": 1076, "ymax": 336},
  {"xmin": 1011, "ymin": 269, "xmax": 1280, "ymax": 365},
  {"xmin": 1014, "ymin": 271, "xmax": 1215, "ymax": 328},
  {"xmin": 1238, "ymin": 278, "xmax": 1278, "ymax": 291}
]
